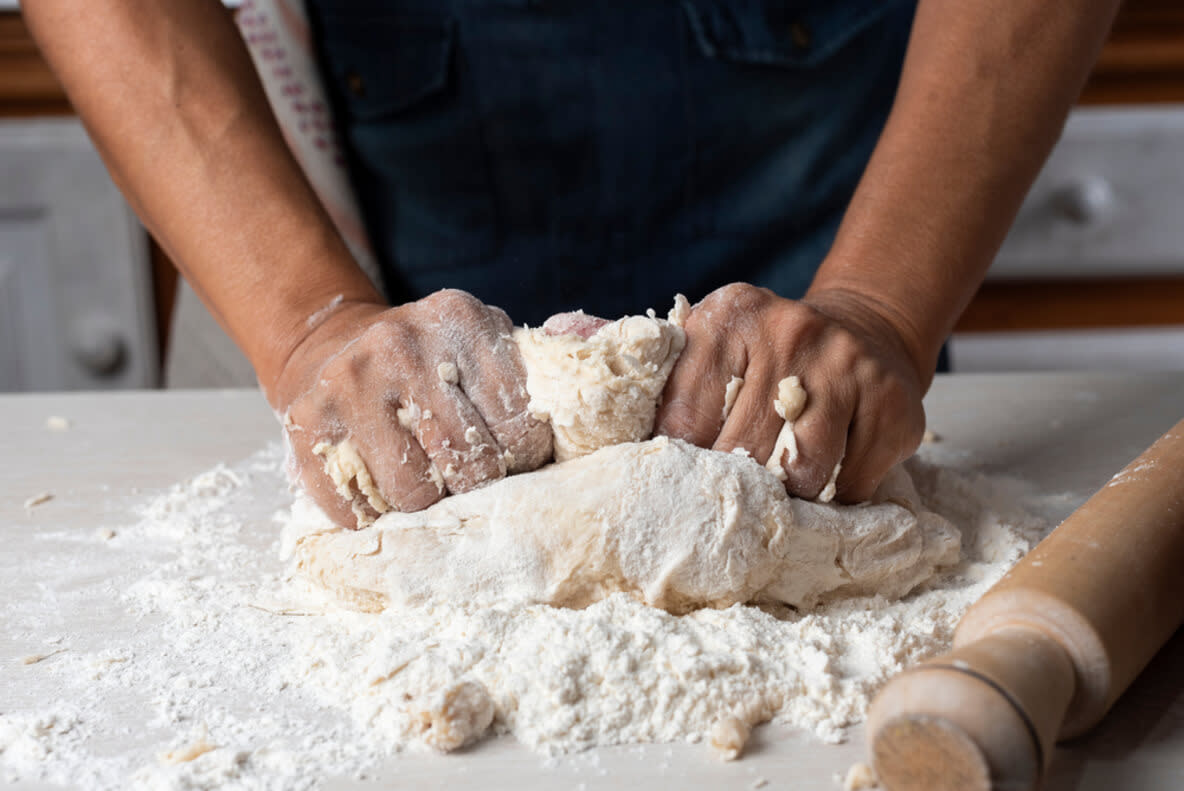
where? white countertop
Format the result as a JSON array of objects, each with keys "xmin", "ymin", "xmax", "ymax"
[{"xmin": 2, "ymin": 374, "xmax": 1183, "ymax": 789}]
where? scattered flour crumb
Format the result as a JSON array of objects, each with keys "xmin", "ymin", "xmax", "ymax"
[
  {"xmin": 409, "ymin": 680, "xmax": 495, "ymax": 752},
  {"xmin": 708, "ymin": 715, "xmax": 750, "ymax": 761},
  {"xmin": 842, "ymin": 761, "xmax": 879, "ymax": 790},
  {"xmin": 752, "ymin": 777, "xmax": 770, "ymax": 789},
  {"xmin": 96, "ymin": 527, "xmax": 116, "ymax": 541},
  {"xmin": 46, "ymin": 416, "xmax": 71, "ymax": 431},
  {"xmin": 159, "ymin": 725, "xmax": 217, "ymax": 765},
  {"xmin": 437, "ymin": 361, "xmax": 460, "ymax": 385},
  {"xmin": 922, "ymin": 429, "xmax": 940, "ymax": 444},
  {"xmin": 23, "ymin": 492, "xmax": 53, "ymax": 509}
]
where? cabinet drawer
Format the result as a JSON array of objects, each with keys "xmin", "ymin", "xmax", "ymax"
[
  {"xmin": 991, "ymin": 106, "xmax": 1184, "ymax": 279},
  {"xmin": 0, "ymin": 119, "xmax": 156, "ymax": 391}
]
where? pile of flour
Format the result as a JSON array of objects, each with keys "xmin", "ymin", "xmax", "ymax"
[{"xmin": 1, "ymin": 440, "xmax": 1053, "ymax": 789}]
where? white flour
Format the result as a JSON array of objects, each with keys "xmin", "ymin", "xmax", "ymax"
[{"xmin": 0, "ymin": 443, "xmax": 1053, "ymax": 790}]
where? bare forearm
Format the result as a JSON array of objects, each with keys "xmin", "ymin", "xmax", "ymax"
[
  {"xmin": 809, "ymin": 0, "xmax": 1121, "ymax": 383},
  {"xmin": 22, "ymin": 0, "xmax": 381, "ymax": 394}
]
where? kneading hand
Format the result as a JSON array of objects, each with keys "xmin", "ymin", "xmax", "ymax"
[
  {"xmin": 269, "ymin": 289, "xmax": 553, "ymax": 528},
  {"xmin": 654, "ymin": 283, "xmax": 927, "ymax": 503}
]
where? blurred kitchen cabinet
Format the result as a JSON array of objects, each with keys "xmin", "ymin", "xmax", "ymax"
[
  {"xmin": 992, "ymin": 107, "xmax": 1184, "ymax": 280},
  {"xmin": 0, "ymin": 12, "xmax": 70, "ymax": 118},
  {"xmin": 953, "ymin": 104, "xmax": 1184, "ymax": 371},
  {"xmin": 0, "ymin": 120, "xmax": 157, "ymax": 391},
  {"xmin": 1, "ymin": 14, "xmax": 158, "ymax": 391},
  {"xmin": 1082, "ymin": 0, "xmax": 1184, "ymax": 105}
]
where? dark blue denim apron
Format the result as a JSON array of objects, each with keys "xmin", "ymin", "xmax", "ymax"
[{"xmin": 306, "ymin": 0, "xmax": 915, "ymax": 327}]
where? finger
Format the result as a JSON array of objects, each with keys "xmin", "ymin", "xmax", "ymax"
[
  {"xmin": 833, "ymin": 423, "xmax": 896, "ymax": 504},
  {"xmin": 835, "ymin": 392, "xmax": 924, "ymax": 504},
  {"xmin": 350, "ymin": 395, "xmax": 444, "ymax": 513},
  {"xmin": 396, "ymin": 373, "xmax": 506, "ymax": 496},
  {"xmin": 453, "ymin": 306, "xmax": 553, "ymax": 473},
  {"xmin": 711, "ymin": 369, "xmax": 782, "ymax": 463},
  {"xmin": 779, "ymin": 380, "xmax": 855, "ymax": 500},
  {"xmin": 288, "ymin": 387, "xmax": 444, "ymax": 525},
  {"xmin": 304, "ymin": 333, "xmax": 446, "ymax": 521},
  {"xmin": 285, "ymin": 397, "xmax": 367, "ymax": 529},
  {"xmin": 654, "ymin": 319, "xmax": 739, "ymax": 448}
]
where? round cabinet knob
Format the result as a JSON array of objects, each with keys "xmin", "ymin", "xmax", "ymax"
[
  {"xmin": 70, "ymin": 319, "xmax": 127, "ymax": 377},
  {"xmin": 1052, "ymin": 176, "xmax": 1115, "ymax": 226}
]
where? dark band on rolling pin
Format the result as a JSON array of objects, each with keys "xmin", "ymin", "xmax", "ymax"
[{"xmin": 925, "ymin": 662, "xmax": 1045, "ymax": 773}]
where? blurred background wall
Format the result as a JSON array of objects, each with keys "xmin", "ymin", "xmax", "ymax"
[{"xmin": 1, "ymin": 1, "xmax": 1183, "ymax": 391}]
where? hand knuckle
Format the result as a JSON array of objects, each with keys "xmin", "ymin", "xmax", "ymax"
[
  {"xmin": 712, "ymin": 282, "xmax": 770, "ymax": 313},
  {"xmin": 429, "ymin": 288, "xmax": 482, "ymax": 318},
  {"xmin": 830, "ymin": 331, "xmax": 862, "ymax": 368},
  {"xmin": 371, "ymin": 317, "xmax": 416, "ymax": 351}
]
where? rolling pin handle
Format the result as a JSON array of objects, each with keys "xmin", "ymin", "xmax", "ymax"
[
  {"xmin": 867, "ymin": 625, "xmax": 1076, "ymax": 791},
  {"xmin": 868, "ymin": 417, "xmax": 1184, "ymax": 789}
]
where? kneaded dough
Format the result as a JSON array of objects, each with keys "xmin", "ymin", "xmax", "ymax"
[
  {"xmin": 284, "ymin": 437, "xmax": 959, "ymax": 613},
  {"xmin": 513, "ymin": 297, "xmax": 687, "ymax": 461},
  {"xmin": 289, "ymin": 296, "xmax": 959, "ymax": 614}
]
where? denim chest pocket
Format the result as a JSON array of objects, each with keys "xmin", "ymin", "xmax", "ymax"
[
  {"xmin": 682, "ymin": 0, "xmax": 895, "ymax": 68},
  {"xmin": 313, "ymin": 9, "xmax": 455, "ymax": 122},
  {"xmin": 677, "ymin": 0, "xmax": 911, "ymax": 239},
  {"xmin": 308, "ymin": 2, "xmax": 498, "ymax": 273}
]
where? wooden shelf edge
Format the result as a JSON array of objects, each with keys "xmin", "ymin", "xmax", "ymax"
[{"xmin": 956, "ymin": 276, "xmax": 1184, "ymax": 333}]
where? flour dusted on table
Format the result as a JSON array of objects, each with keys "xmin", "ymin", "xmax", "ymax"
[{"xmin": 1, "ymin": 441, "xmax": 1054, "ymax": 790}]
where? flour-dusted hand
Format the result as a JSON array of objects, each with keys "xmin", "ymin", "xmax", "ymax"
[
  {"xmin": 654, "ymin": 283, "xmax": 927, "ymax": 503},
  {"xmin": 269, "ymin": 289, "xmax": 553, "ymax": 529}
]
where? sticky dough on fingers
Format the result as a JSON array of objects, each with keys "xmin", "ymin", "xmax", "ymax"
[{"xmin": 765, "ymin": 376, "xmax": 842, "ymax": 503}]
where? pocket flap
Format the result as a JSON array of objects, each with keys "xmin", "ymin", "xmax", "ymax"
[
  {"xmin": 313, "ymin": 10, "xmax": 456, "ymax": 121},
  {"xmin": 683, "ymin": 0, "xmax": 897, "ymax": 68}
]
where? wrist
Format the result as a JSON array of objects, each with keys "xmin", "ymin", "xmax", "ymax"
[
  {"xmin": 802, "ymin": 279, "xmax": 939, "ymax": 389},
  {"xmin": 258, "ymin": 291, "xmax": 387, "ymax": 408}
]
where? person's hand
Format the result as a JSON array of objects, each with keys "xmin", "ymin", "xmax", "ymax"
[
  {"xmin": 654, "ymin": 283, "xmax": 927, "ymax": 503},
  {"xmin": 269, "ymin": 289, "xmax": 553, "ymax": 528}
]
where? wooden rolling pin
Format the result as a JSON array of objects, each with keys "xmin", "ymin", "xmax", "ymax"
[{"xmin": 866, "ymin": 419, "xmax": 1184, "ymax": 791}]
